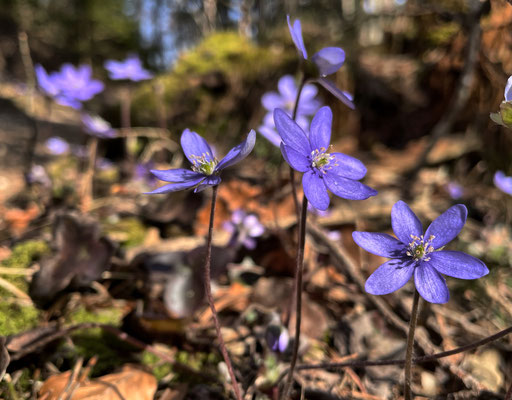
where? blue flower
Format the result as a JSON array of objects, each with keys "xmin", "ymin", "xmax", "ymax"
[
  {"xmin": 505, "ymin": 76, "xmax": 512, "ymax": 102},
  {"xmin": 223, "ymin": 209, "xmax": 265, "ymax": 250},
  {"xmin": 258, "ymin": 75, "xmax": 321, "ymax": 147},
  {"xmin": 287, "ymin": 16, "xmax": 354, "ymax": 109},
  {"xmin": 274, "ymin": 106, "xmax": 376, "ymax": 210},
  {"xmin": 147, "ymin": 129, "xmax": 256, "ymax": 194},
  {"xmin": 52, "ymin": 64, "xmax": 104, "ymax": 109},
  {"xmin": 81, "ymin": 114, "xmax": 116, "ymax": 138},
  {"xmin": 104, "ymin": 55, "xmax": 153, "ymax": 82},
  {"xmin": 494, "ymin": 171, "xmax": 512, "ymax": 195},
  {"xmin": 35, "ymin": 64, "xmax": 60, "ymax": 97},
  {"xmin": 352, "ymin": 201, "xmax": 489, "ymax": 304},
  {"xmin": 45, "ymin": 137, "xmax": 70, "ymax": 155}
]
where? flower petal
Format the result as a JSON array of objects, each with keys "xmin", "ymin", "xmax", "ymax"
[
  {"xmin": 145, "ymin": 177, "xmax": 205, "ymax": 194},
  {"xmin": 273, "ymin": 108, "xmax": 311, "ymax": 154},
  {"xmin": 194, "ymin": 175, "xmax": 221, "ymax": 192},
  {"xmin": 506, "ymin": 75, "xmax": 512, "ymax": 102},
  {"xmin": 424, "ymin": 204, "xmax": 467, "ymax": 249},
  {"xmin": 180, "ymin": 129, "xmax": 215, "ymax": 164},
  {"xmin": 428, "ymin": 251, "xmax": 489, "ymax": 279},
  {"xmin": 494, "ymin": 171, "xmax": 512, "ymax": 195},
  {"xmin": 258, "ymin": 124, "xmax": 282, "ymax": 147},
  {"xmin": 365, "ymin": 259, "xmax": 414, "ymax": 295},
  {"xmin": 312, "ymin": 47, "xmax": 345, "ymax": 76},
  {"xmin": 317, "ymin": 77, "xmax": 355, "ymax": 110},
  {"xmin": 280, "ymin": 143, "xmax": 310, "ymax": 172},
  {"xmin": 287, "ymin": 15, "xmax": 308, "ymax": 59},
  {"xmin": 262, "ymin": 92, "xmax": 284, "ymax": 111},
  {"xmin": 414, "ymin": 262, "xmax": 449, "ymax": 303},
  {"xmin": 216, "ymin": 130, "xmax": 256, "ymax": 171},
  {"xmin": 352, "ymin": 231, "xmax": 407, "ymax": 258},
  {"xmin": 391, "ymin": 201, "xmax": 423, "ymax": 245},
  {"xmin": 329, "ymin": 152, "xmax": 367, "ymax": 180},
  {"xmin": 150, "ymin": 168, "xmax": 203, "ymax": 183},
  {"xmin": 303, "ymin": 171, "xmax": 330, "ymax": 210},
  {"xmin": 309, "ymin": 106, "xmax": 332, "ymax": 150},
  {"xmin": 278, "ymin": 75, "xmax": 297, "ymax": 101},
  {"xmin": 323, "ymin": 173, "xmax": 377, "ymax": 200}
]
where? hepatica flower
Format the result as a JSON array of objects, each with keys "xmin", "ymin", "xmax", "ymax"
[
  {"xmin": 287, "ymin": 16, "xmax": 354, "ymax": 109},
  {"xmin": 147, "ymin": 129, "xmax": 256, "ymax": 194},
  {"xmin": 353, "ymin": 201, "xmax": 489, "ymax": 304},
  {"xmin": 81, "ymin": 114, "xmax": 116, "ymax": 138},
  {"xmin": 35, "ymin": 64, "xmax": 60, "ymax": 97},
  {"xmin": 259, "ymin": 75, "xmax": 321, "ymax": 147},
  {"xmin": 494, "ymin": 171, "xmax": 512, "ymax": 195},
  {"xmin": 54, "ymin": 64, "xmax": 104, "ymax": 109},
  {"xmin": 45, "ymin": 137, "xmax": 70, "ymax": 155},
  {"xmin": 223, "ymin": 209, "xmax": 265, "ymax": 250},
  {"xmin": 275, "ymin": 106, "xmax": 376, "ymax": 210},
  {"xmin": 105, "ymin": 56, "xmax": 153, "ymax": 81}
]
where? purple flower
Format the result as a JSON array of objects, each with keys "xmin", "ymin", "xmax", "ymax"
[
  {"xmin": 27, "ymin": 165, "xmax": 51, "ymax": 187},
  {"xmin": 104, "ymin": 55, "xmax": 153, "ymax": 82},
  {"xmin": 147, "ymin": 129, "xmax": 256, "ymax": 194},
  {"xmin": 81, "ymin": 114, "xmax": 116, "ymax": 138},
  {"xmin": 494, "ymin": 171, "xmax": 512, "ymax": 195},
  {"xmin": 265, "ymin": 324, "xmax": 289, "ymax": 353},
  {"xmin": 275, "ymin": 106, "xmax": 376, "ymax": 210},
  {"xmin": 52, "ymin": 64, "xmax": 104, "ymax": 109},
  {"xmin": 445, "ymin": 181, "xmax": 464, "ymax": 200},
  {"xmin": 45, "ymin": 137, "xmax": 70, "ymax": 155},
  {"xmin": 353, "ymin": 201, "xmax": 489, "ymax": 304},
  {"xmin": 35, "ymin": 65, "xmax": 60, "ymax": 97},
  {"xmin": 223, "ymin": 209, "xmax": 265, "ymax": 250},
  {"xmin": 135, "ymin": 162, "xmax": 157, "ymax": 186},
  {"xmin": 287, "ymin": 16, "xmax": 354, "ymax": 109},
  {"xmin": 505, "ymin": 76, "xmax": 512, "ymax": 102}
]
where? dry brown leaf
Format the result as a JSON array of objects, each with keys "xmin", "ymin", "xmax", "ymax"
[
  {"xmin": 38, "ymin": 365, "xmax": 157, "ymax": 400},
  {"xmin": 2, "ymin": 203, "xmax": 40, "ymax": 236}
]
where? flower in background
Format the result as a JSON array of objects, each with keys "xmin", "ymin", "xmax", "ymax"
[
  {"xmin": 505, "ymin": 76, "xmax": 512, "ymax": 102},
  {"xmin": 308, "ymin": 203, "xmax": 331, "ymax": 217},
  {"xmin": 27, "ymin": 165, "xmax": 51, "ymax": 187},
  {"xmin": 353, "ymin": 201, "xmax": 489, "ymax": 303},
  {"xmin": 45, "ymin": 137, "xmax": 69, "ymax": 155},
  {"xmin": 81, "ymin": 114, "xmax": 116, "ymax": 138},
  {"xmin": 265, "ymin": 324, "xmax": 289, "ymax": 353},
  {"xmin": 52, "ymin": 64, "xmax": 104, "ymax": 109},
  {"xmin": 223, "ymin": 209, "xmax": 265, "ymax": 250},
  {"xmin": 287, "ymin": 16, "xmax": 354, "ymax": 109},
  {"xmin": 134, "ymin": 161, "xmax": 157, "ymax": 186},
  {"xmin": 258, "ymin": 75, "xmax": 321, "ymax": 147},
  {"xmin": 275, "ymin": 106, "xmax": 376, "ymax": 210},
  {"xmin": 104, "ymin": 56, "xmax": 153, "ymax": 81},
  {"xmin": 445, "ymin": 181, "xmax": 464, "ymax": 200},
  {"xmin": 96, "ymin": 158, "xmax": 115, "ymax": 170},
  {"xmin": 494, "ymin": 171, "xmax": 512, "ymax": 195},
  {"xmin": 35, "ymin": 65, "xmax": 60, "ymax": 97},
  {"xmin": 147, "ymin": 129, "xmax": 256, "ymax": 194}
]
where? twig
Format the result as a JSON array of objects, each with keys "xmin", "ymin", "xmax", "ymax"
[{"xmin": 0, "ymin": 276, "xmax": 33, "ymax": 303}]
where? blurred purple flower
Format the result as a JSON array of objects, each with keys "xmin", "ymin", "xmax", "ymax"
[
  {"xmin": 287, "ymin": 16, "xmax": 354, "ymax": 109},
  {"xmin": 275, "ymin": 106, "xmax": 376, "ymax": 210},
  {"xmin": 27, "ymin": 165, "xmax": 51, "ymax": 187},
  {"xmin": 35, "ymin": 65, "xmax": 60, "ymax": 97},
  {"xmin": 147, "ymin": 129, "xmax": 256, "ymax": 194},
  {"xmin": 494, "ymin": 171, "xmax": 512, "ymax": 195},
  {"xmin": 265, "ymin": 324, "xmax": 289, "ymax": 353},
  {"xmin": 45, "ymin": 137, "xmax": 69, "ymax": 155},
  {"xmin": 52, "ymin": 64, "xmax": 104, "ymax": 109},
  {"xmin": 105, "ymin": 56, "xmax": 153, "ymax": 81},
  {"xmin": 446, "ymin": 182, "xmax": 464, "ymax": 200},
  {"xmin": 134, "ymin": 162, "xmax": 157, "ymax": 186},
  {"xmin": 81, "ymin": 114, "xmax": 116, "ymax": 138},
  {"xmin": 308, "ymin": 203, "xmax": 331, "ymax": 217},
  {"xmin": 223, "ymin": 209, "xmax": 265, "ymax": 250},
  {"xmin": 353, "ymin": 201, "xmax": 489, "ymax": 303}
]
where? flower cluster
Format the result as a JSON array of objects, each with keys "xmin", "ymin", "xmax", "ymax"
[
  {"xmin": 35, "ymin": 64, "xmax": 104, "ymax": 109},
  {"xmin": 223, "ymin": 209, "xmax": 265, "ymax": 250},
  {"xmin": 104, "ymin": 55, "xmax": 153, "ymax": 82},
  {"xmin": 353, "ymin": 201, "xmax": 488, "ymax": 303}
]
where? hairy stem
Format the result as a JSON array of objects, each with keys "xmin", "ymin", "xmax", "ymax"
[
  {"xmin": 281, "ymin": 195, "xmax": 308, "ymax": 400},
  {"xmin": 405, "ymin": 289, "xmax": 421, "ymax": 400},
  {"xmin": 204, "ymin": 185, "xmax": 243, "ymax": 400}
]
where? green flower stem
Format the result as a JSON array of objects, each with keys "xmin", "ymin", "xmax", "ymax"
[
  {"xmin": 404, "ymin": 289, "xmax": 421, "ymax": 400},
  {"xmin": 204, "ymin": 185, "xmax": 243, "ymax": 400},
  {"xmin": 281, "ymin": 194, "xmax": 308, "ymax": 400}
]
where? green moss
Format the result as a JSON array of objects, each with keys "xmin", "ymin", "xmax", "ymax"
[
  {"xmin": 66, "ymin": 305, "xmax": 124, "ymax": 327},
  {"xmin": 141, "ymin": 351, "xmax": 173, "ymax": 381},
  {"xmin": 0, "ymin": 303, "xmax": 40, "ymax": 336},
  {"xmin": 103, "ymin": 217, "xmax": 147, "ymax": 249},
  {"xmin": 427, "ymin": 22, "xmax": 460, "ymax": 46}
]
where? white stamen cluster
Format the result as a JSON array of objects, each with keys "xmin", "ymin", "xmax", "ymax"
[
  {"xmin": 190, "ymin": 153, "xmax": 218, "ymax": 175},
  {"xmin": 406, "ymin": 234, "xmax": 436, "ymax": 261},
  {"xmin": 310, "ymin": 147, "xmax": 337, "ymax": 173}
]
